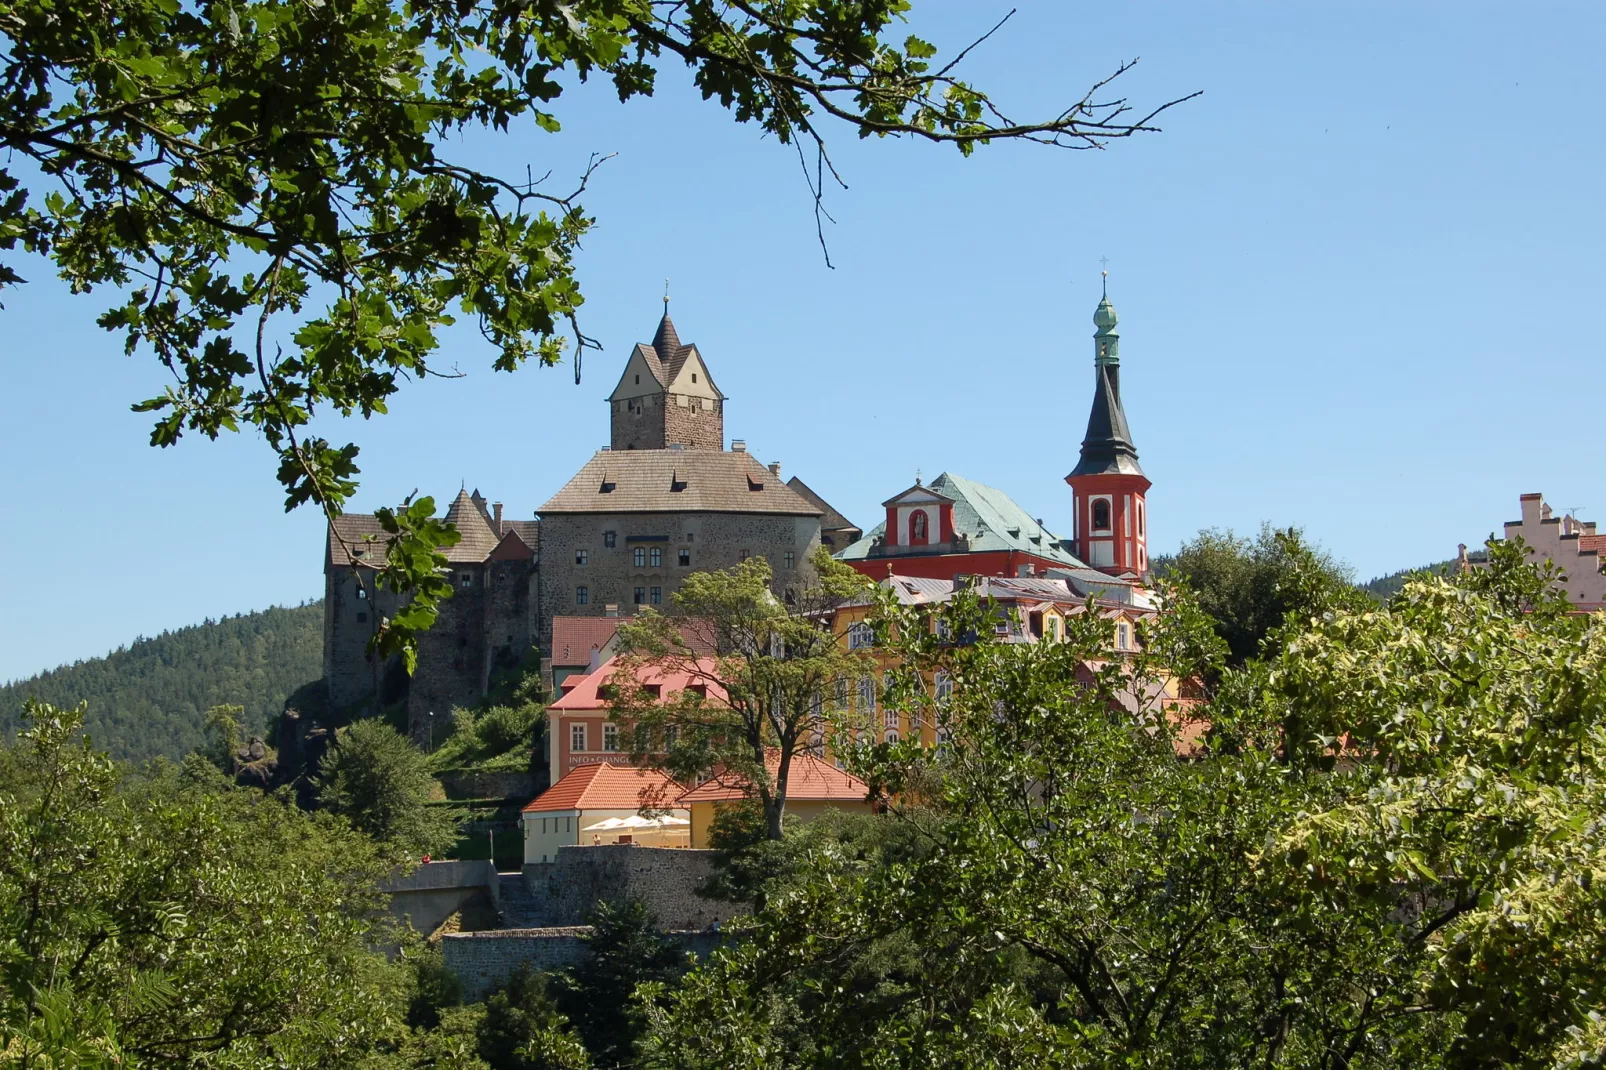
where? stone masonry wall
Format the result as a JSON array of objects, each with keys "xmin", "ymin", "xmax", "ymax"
[
  {"xmin": 610, "ymin": 393, "xmax": 723, "ymax": 452},
  {"xmin": 443, "ymin": 928, "xmax": 723, "ymax": 1001},
  {"xmin": 538, "ymin": 511, "xmax": 821, "ymax": 647},
  {"xmin": 523, "ymin": 845, "xmax": 742, "ymax": 931}
]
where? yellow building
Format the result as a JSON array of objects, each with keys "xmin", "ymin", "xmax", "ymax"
[{"xmin": 678, "ymin": 753, "xmax": 873, "ymax": 848}]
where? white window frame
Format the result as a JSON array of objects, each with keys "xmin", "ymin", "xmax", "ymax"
[
  {"xmin": 848, "ymin": 622, "xmax": 874, "ymax": 650},
  {"xmin": 570, "ymin": 723, "xmax": 586, "ymax": 753},
  {"xmin": 858, "ymin": 675, "xmax": 877, "ymax": 712},
  {"xmin": 934, "ymin": 670, "xmax": 953, "ymax": 705},
  {"xmin": 602, "ymin": 723, "xmax": 619, "ymax": 752}
]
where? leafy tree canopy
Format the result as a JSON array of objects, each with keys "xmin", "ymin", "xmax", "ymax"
[
  {"xmin": 0, "ymin": 0, "xmax": 1193, "ymax": 667},
  {"xmin": 613, "ymin": 548, "xmax": 874, "ymax": 840},
  {"xmin": 317, "ymin": 716, "xmax": 463, "ymax": 857},
  {"xmin": 1155, "ymin": 523, "xmax": 1372, "ymax": 669},
  {"xmin": 0, "ymin": 700, "xmax": 413, "ymax": 1067},
  {"xmin": 641, "ymin": 544, "xmax": 1606, "ymax": 1068}
]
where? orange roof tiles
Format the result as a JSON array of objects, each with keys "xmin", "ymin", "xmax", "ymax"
[
  {"xmin": 549, "ymin": 655, "xmax": 727, "ymax": 711},
  {"xmin": 550, "ymin": 616, "xmax": 624, "ymax": 668},
  {"xmin": 523, "ymin": 763, "xmax": 681, "ymax": 813},
  {"xmin": 678, "ymin": 752, "xmax": 869, "ymax": 804}
]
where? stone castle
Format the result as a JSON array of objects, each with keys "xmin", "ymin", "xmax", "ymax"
[{"xmin": 322, "ymin": 305, "xmax": 860, "ymax": 738}]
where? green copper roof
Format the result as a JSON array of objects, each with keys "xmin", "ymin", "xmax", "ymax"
[
  {"xmin": 1094, "ymin": 295, "xmax": 1118, "ymax": 332},
  {"xmin": 834, "ymin": 472, "xmax": 1088, "ymax": 568}
]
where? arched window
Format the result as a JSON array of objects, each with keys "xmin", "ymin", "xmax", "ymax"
[
  {"xmin": 1091, "ymin": 498, "xmax": 1112, "ymax": 532},
  {"xmin": 910, "ymin": 510, "xmax": 929, "ymax": 543}
]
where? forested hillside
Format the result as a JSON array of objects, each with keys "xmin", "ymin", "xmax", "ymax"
[
  {"xmin": 1359, "ymin": 559, "xmax": 1457, "ymax": 601},
  {"xmin": 1, "ymin": 603, "xmax": 323, "ymax": 762}
]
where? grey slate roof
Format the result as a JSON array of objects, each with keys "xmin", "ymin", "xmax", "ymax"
[
  {"xmin": 785, "ymin": 476, "xmax": 860, "ymax": 534},
  {"xmin": 1070, "ymin": 363, "xmax": 1145, "ymax": 478},
  {"xmin": 327, "ymin": 513, "xmax": 389, "ymax": 568},
  {"xmin": 327, "ymin": 495, "xmax": 538, "ymax": 570},
  {"xmin": 834, "ymin": 472, "xmax": 1088, "ymax": 570},
  {"xmin": 539, "ymin": 449, "xmax": 823, "ymax": 516}
]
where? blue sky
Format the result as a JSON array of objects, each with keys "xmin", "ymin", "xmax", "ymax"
[{"xmin": 2, "ymin": 2, "xmax": 1602, "ymax": 682}]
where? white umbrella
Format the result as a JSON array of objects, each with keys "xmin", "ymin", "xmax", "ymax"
[
  {"xmin": 582, "ymin": 817, "xmax": 630, "ymax": 832},
  {"xmin": 650, "ymin": 815, "xmax": 690, "ymax": 826}
]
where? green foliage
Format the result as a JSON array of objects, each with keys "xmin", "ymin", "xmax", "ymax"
[
  {"xmin": 0, "ymin": 0, "xmax": 1189, "ymax": 668},
  {"xmin": 614, "ymin": 548, "xmax": 875, "ymax": 840},
  {"xmin": 317, "ymin": 718, "xmax": 463, "ymax": 857},
  {"xmin": 1360, "ymin": 559, "xmax": 1458, "ymax": 602},
  {"xmin": 0, "ymin": 603, "xmax": 321, "ymax": 762},
  {"xmin": 0, "ymin": 699, "xmax": 413, "ymax": 1067},
  {"xmin": 429, "ymin": 703, "xmax": 543, "ymax": 773},
  {"xmin": 552, "ymin": 900, "xmax": 688, "ymax": 1067},
  {"xmin": 1156, "ymin": 524, "xmax": 1372, "ymax": 668},
  {"xmin": 477, "ymin": 966, "xmax": 590, "ymax": 1070},
  {"xmin": 642, "ymin": 555, "xmax": 1606, "ymax": 1068}
]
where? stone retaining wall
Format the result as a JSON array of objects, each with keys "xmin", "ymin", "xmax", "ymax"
[
  {"xmin": 383, "ymin": 860, "xmax": 499, "ymax": 936},
  {"xmin": 525, "ymin": 845, "xmax": 741, "ymax": 930},
  {"xmin": 443, "ymin": 927, "xmax": 724, "ymax": 1000}
]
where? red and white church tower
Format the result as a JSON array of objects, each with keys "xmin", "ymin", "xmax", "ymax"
[{"xmin": 1067, "ymin": 273, "xmax": 1151, "ymax": 577}]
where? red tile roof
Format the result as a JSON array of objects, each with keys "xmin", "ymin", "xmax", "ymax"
[
  {"xmin": 549, "ymin": 655, "xmax": 727, "ymax": 711},
  {"xmin": 522, "ymin": 763, "xmax": 682, "ymax": 813},
  {"xmin": 550, "ymin": 616, "xmax": 624, "ymax": 668},
  {"xmin": 677, "ymin": 752, "xmax": 869, "ymax": 804}
]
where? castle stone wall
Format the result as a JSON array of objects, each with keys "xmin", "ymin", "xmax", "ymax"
[
  {"xmin": 383, "ymin": 860, "xmax": 500, "ymax": 937},
  {"xmin": 443, "ymin": 927, "xmax": 723, "ymax": 1000},
  {"xmin": 538, "ymin": 512, "xmax": 821, "ymax": 647},
  {"xmin": 521, "ymin": 845, "xmax": 741, "ymax": 931}
]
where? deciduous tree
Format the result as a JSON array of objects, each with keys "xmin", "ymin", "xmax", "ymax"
[{"xmin": 613, "ymin": 548, "xmax": 872, "ymax": 840}]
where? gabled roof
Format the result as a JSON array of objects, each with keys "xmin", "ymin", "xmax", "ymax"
[
  {"xmin": 549, "ymin": 654, "xmax": 728, "ymax": 711},
  {"xmin": 881, "ymin": 482, "xmax": 955, "ymax": 509},
  {"xmin": 327, "ymin": 513, "xmax": 389, "ymax": 568},
  {"xmin": 539, "ymin": 450, "xmax": 822, "ymax": 516},
  {"xmin": 523, "ymin": 763, "xmax": 681, "ymax": 813},
  {"xmin": 677, "ymin": 752, "xmax": 869, "ymax": 804},
  {"xmin": 835, "ymin": 472, "xmax": 1088, "ymax": 569},
  {"xmin": 785, "ymin": 476, "xmax": 860, "ymax": 534},
  {"xmin": 610, "ymin": 311, "xmax": 724, "ymax": 402},
  {"xmin": 550, "ymin": 616, "xmax": 624, "ymax": 668}
]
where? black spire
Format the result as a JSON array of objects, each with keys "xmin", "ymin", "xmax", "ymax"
[{"xmin": 1069, "ymin": 278, "xmax": 1143, "ymax": 478}]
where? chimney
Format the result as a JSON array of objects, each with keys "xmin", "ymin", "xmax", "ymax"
[
  {"xmin": 604, "ymin": 603, "xmax": 619, "ymax": 618},
  {"xmin": 492, "ymin": 502, "xmax": 503, "ymax": 535},
  {"xmin": 768, "ymin": 461, "xmax": 781, "ymax": 477},
  {"xmin": 731, "ymin": 439, "xmax": 746, "ymax": 452}
]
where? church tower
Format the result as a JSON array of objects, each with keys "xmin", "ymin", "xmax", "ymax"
[
  {"xmin": 609, "ymin": 299, "xmax": 726, "ymax": 450},
  {"xmin": 1066, "ymin": 273, "xmax": 1151, "ymax": 576}
]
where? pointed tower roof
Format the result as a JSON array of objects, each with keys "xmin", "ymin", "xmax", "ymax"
[
  {"xmin": 1070, "ymin": 277, "xmax": 1144, "ymax": 479},
  {"xmin": 652, "ymin": 306, "xmax": 681, "ymax": 357},
  {"xmin": 442, "ymin": 488, "xmax": 502, "ymax": 562}
]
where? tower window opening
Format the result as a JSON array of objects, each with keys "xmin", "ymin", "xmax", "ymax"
[{"xmin": 1091, "ymin": 499, "xmax": 1112, "ymax": 532}]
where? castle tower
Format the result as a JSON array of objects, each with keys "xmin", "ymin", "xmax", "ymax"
[
  {"xmin": 1066, "ymin": 273, "xmax": 1151, "ymax": 576},
  {"xmin": 608, "ymin": 299, "xmax": 726, "ymax": 450}
]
